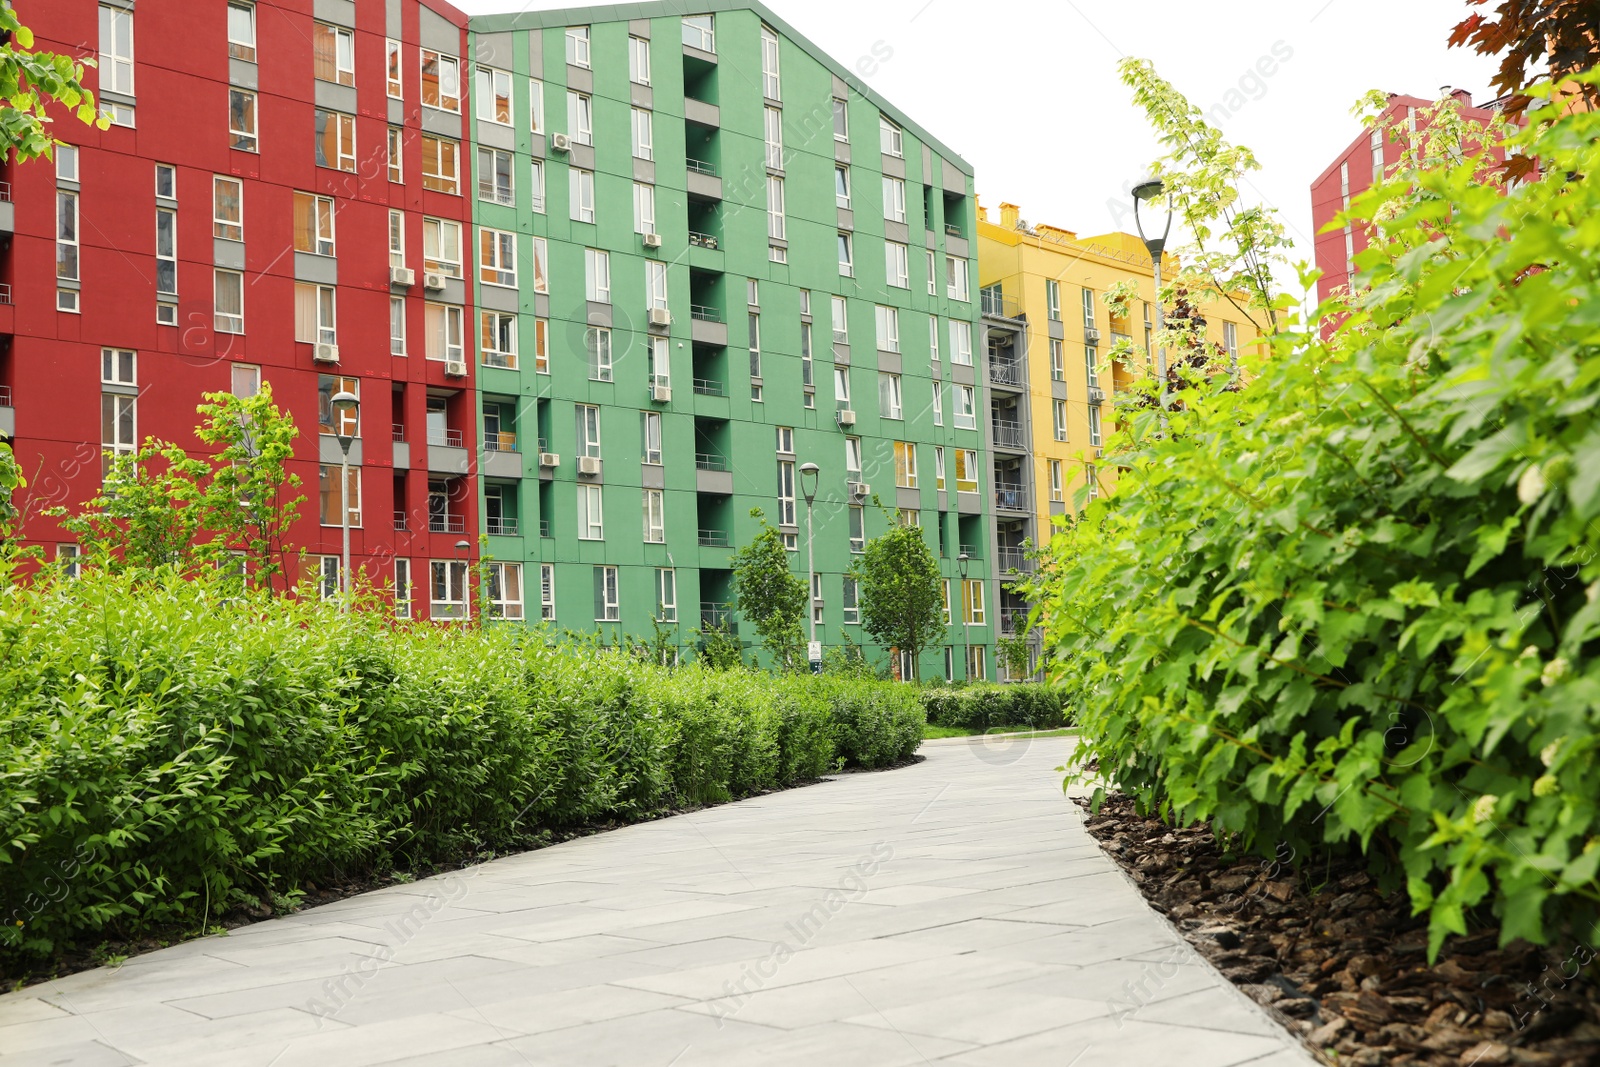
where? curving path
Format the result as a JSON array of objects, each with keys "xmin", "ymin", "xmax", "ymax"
[{"xmin": 0, "ymin": 735, "xmax": 1315, "ymax": 1066}]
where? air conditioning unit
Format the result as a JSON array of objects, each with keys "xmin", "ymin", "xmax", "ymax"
[
  {"xmin": 313, "ymin": 343, "xmax": 340, "ymax": 363},
  {"xmin": 836, "ymin": 408, "xmax": 857, "ymax": 427},
  {"xmin": 1088, "ymin": 387, "xmax": 1106, "ymax": 405},
  {"xmin": 648, "ymin": 307, "xmax": 672, "ymax": 328},
  {"xmin": 444, "ymin": 359, "xmax": 467, "ymax": 378},
  {"xmin": 1085, "ymin": 327, "xmax": 1102, "ymax": 345},
  {"xmin": 849, "ymin": 481, "xmax": 870, "ymax": 498},
  {"xmin": 577, "ymin": 456, "xmax": 602, "ymax": 477},
  {"xmin": 651, "ymin": 384, "xmax": 672, "ymax": 403},
  {"xmin": 538, "ymin": 451, "xmax": 560, "ymax": 468},
  {"xmin": 423, "ymin": 272, "xmax": 447, "ymax": 291},
  {"xmin": 642, "ymin": 232, "xmax": 663, "ymax": 249},
  {"xmin": 390, "ymin": 266, "xmax": 415, "ymax": 287},
  {"xmin": 550, "ymin": 132, "xmax": 571, "ymax": 153}
]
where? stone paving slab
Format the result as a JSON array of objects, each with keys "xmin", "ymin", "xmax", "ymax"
[{"xmin": 0, "ymin": 735, "xmax": 1316, "ymax": 1066}]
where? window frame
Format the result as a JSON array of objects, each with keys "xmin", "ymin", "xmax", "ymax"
[
  {"xmin": 212, "ymin": 176, "xmax": 243, "ymax": 241},
  {"xmin": 475, "ymin": 65, "xmax": 513, "ymax": 126},
  {"xmin": 420, "ymin": 49, "xmax": 461, "ymax": 112}
]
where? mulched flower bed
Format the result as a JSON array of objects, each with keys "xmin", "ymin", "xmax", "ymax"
[{"xmin": 1075, "ymin": 793, "xmax": 1600, "ymax": 1066}]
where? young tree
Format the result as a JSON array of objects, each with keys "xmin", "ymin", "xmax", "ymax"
[
  {"xmin": 995, "ymin": 632, "xmax": 1033, "ymax": 681},
  {"xmin": 851, "ymin": 521, "xmax": 943, "ymax": 682},
  {"xmin": 195, "ymin": 385, "xmax": 305, "ymax": 593},
  {"xmin": 730, "ymin": 508, "xmax": 807, "ymax": 671},
  {"xmin": 0, "ymin": 3, "xmax": 110, "ymax": 164},
  {"xmin": 0, "ymin": 440, "xmax": 21, "ymax": 533},
  {"xmin": 55, "ymin": 442, "xmax": 216, "ymax": 574}
]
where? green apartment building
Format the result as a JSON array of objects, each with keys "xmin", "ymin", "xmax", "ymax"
[{"xmin": 466, "ymin": 2, "xmax": 995, "ymax": 679}]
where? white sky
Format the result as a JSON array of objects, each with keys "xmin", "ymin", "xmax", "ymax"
[{"xmin": 457, "ymin": 0, "xmax": 1502, "ymax": 278}]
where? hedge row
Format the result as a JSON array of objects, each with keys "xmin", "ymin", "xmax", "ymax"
[
  {"xmin": 0, "ymin": 568, "xmax": 923, "ymax": 967},
  {"xmin": 920, "ymin": 684, "xmax": 1070, "ymax": 731}
]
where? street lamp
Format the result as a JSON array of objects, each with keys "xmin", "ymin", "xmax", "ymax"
[
  {"xmin": 1131, "ymin": 177, "xmax": 1174, "ymax": 417},
  {"xmin": 799, "ymin": 461, "xmax": 821, "ymax": 673},
  {"xmin": 957, "ymin": 551, "xmax": 971, "ymax": 682},
  {"xmin": 330, "ymin": 390, "xmax": 360, "ymax": 610}
]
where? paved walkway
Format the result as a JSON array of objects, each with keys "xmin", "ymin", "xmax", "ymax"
[{"xmin": 0, "ymin": 735, "xmax": 1315, "ymax": 1067}]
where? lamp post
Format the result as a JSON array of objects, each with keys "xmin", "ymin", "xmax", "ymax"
[
  {"xmin": 799, "ymin": 461, "xmax": 821, "ymax": 673},
  {"xmin": 1132, "ymin": 178, "xmax": 1174, "ymax": 418},
  {"xmin": 957, "ymin": 551, "xmax": 971, "ymax": 682},
  {"xmin": 329, "ymin": 390, "xmax": 360, "ymax": 610}
]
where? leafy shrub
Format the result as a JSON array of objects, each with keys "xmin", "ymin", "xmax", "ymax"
[
  {"xmin": 0, "ymin": 565, "xmax": 923, "ymax": 969},
  {"xmin": 921, "ymin": 684, "xmax": 1070, "ymax": 732},
  {"xmin": 1035, "ymin": 84, "xmax": 1600, "ymax": 957}
]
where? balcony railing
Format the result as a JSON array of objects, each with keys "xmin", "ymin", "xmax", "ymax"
[
  {"xmin": 695, "ymin": 452, "xmax": 730, "ymax": 472},
  {"xmin": 686, "ymin": 158, "xmax": 718, "ymax": 177},
  {"xmin": 700, "ymin": 601, "xmax": 734, "ymax": 629},
  {"xmin": 988, "ymin": 358, "xmax": 1023, "ymax": 388},
  {"xmin": 958, "ymin": 543, "xmax": 981, "ymax": 558},
  {"xmin": 698, "ymin": 528, "xmax": 730, "ymax": 548},
  {"xmin": 0, "ymin": 182, "xmax": 11, "ymax": 203},
  {"xmin": 0, "ymin": 385, "xmax": 11, "ymax": 406},
  {"xmin": 1000, "ymin": 607, "xmax": 1030, "ymax": 634},
  {"xmin": 429, "ymin": 514, "xmax": 466, "ymax": 534},
  {"xmin": 690, "ymin": 304, "xmax": 723, "ymax": 323},
  {"xmin": 484, "ymin": 432, "xmax": 519, "ymax": 452},
  {"xmin": 393, "ymin": 511, "xmax": 408, "ymax": 532},
  {"xmin": 994, "ymin": 484, "xmax": 1029, "ymax": 512},
  {"xmin": 392, "ymin": 424, "xmax": 405, "ymax": 442},
  {"xmin": 692, "ymin": 377, "xmax": 727, "ymax": 397},
  {"xmin": 981, "ymin": 289, "xmax": 1023, "ymax": 319},
  {"xmin": 998, "ymin": 548, "xmax": 1033, "ymax": 574},
  {"xmin": 427, "ymin": 428, "xmax": 463, "ymax": 448},
  {"xmin": 0, "ymin": 284, "xmax": 11, "ymax": 306},
  {"xmin": 688, "ymin": 230, "xmax": 720, "ymax": 250},
  {"xmin": 539, "ymin": 518, "xmax": 552, "ymax": 538},
  {"xmin": 945, "ymin": 223, "xmax": 962, "ymax": 238},
  {"xmin": 992, "ymin": 420, "xmax": 1026, "ymax": 450},
  {"xmin": 486, "ymin": 516, "xmax": 519, "ymax": 536}
]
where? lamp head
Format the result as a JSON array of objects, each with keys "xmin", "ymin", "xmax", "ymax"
[
  {"xmin": 330, "ymin": 390, "xmax": 360, "ymax": 443},
  {"xmin": 957, "ymin": 551, "xmax": 970, "ymax": 579},
  {"xmin": 798, "ymin": 462, "xmax": 820, "ymax": 503},
  {"xmin": 1132, "ymin": 177, "xmax": 1165, "ymax": 202},
  {"xmin": 454, "ymin": 540, "xmax": 470, "ymax": 553}
]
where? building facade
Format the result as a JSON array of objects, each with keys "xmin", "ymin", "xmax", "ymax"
[
  {"xmin": 2, "ymin": 1, "xmax": 996, "ymax": 680},
  {"xmin": 976, "ymin": 201, "xmax": 1262, "ymax": 672}
]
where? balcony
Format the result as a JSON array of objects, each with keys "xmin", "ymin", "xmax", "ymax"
[
  {"xmin": 484, "ymin": 432, "xmax": 519, "ymax": 452},
  {"xmin": 994, "ymin": 484, "xmax": 1029, "ymax": 513},
  {"xmin": 486, "ymin": 516, "xmax": 519, "ymax": 536},
  {"xmin": 692, "ymin": 377, "xmax": 726, "ymax": 398},
  {"xmin": 427, "ymin": 428, "xmax": 463, "ymax": 448},
  {"xmin": 695, "ymin": 452, "xmax": 729, "ymax": 472},
  {"xmin": 686, "ymin": 157, "xmax": 718, "ymax": 177},
  {"xmin": 392, "ymin": 424, "xmax": 405, "ymax": 442},
  {"xmin": 700, "ymin": 601, "xmax": 735, "ymax": 629},
  {"xmin": 998, "ymin": 547, "xmax": 1033, "ymax": 574},
  {"xmin": 686, "ymin": 156, "xmax": 722, "ymax": 201},
  {"xmin": 992, "ymin": 420, "xmax": 1026, "ymax": 450},
  {"xmin": 988, "ymin": 357, "xmax": 1023, "ymax": 388},
  {"xmin": 690, "ymin": 304, "xmax": 723, "ymax": 323},
  {"xmin": 688, "ymin": 230, "xmax": 719, "ymax": 250},
  {"xmin": 945, "ymin": 223, "xmax": 961, "ymax": 238},
  {"xmin": 1000, "ymin": 607, "xmax": 1030, "ymax": 634},
  {"xmin": 394, "ymin": 510, "xmax": 408, "ymax": 532},
  {"xmin": 981, "ymin": 289, "xmax": 1023, "ymax": 320},
  {"xmin": 429, "ymin": 513, "xmax": 466, "ymax": 534},
  {"xmin": 698, "ymin": 528, "xmax": 730, "ymax": 548},
  {"xmin": 958, "ymin": 543, "xmax": 981, "ymax": 558}
]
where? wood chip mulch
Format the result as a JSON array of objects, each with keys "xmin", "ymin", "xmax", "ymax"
[{"xmin": 1075, "ymin": 793, "xmax": 1600, "ymax": 1066}]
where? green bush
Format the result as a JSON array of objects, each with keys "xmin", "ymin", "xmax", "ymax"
[
  {"xmin": 920, "ymin": 684, "xmax": 1069, "ymax": 732},
  {"xmin": 1036, "ymin": 84, "xmax": 1600, "ymax": 957},
  {"xmin": 0, "ymin": 566, "xmax": 923, "ymax": 969}
]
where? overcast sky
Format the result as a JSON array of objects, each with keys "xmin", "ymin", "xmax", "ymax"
[{"xmin": 458, "ymin": 0, "xmax": 1501, "ymax": 281}]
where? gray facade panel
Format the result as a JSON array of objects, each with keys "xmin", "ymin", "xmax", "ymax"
[
  {"xmin": 393, "ymin": 441, "xmax": 410, "ymax": 470},
  {"xmin": 696, "ymin": 469, "xmax": 734, "ymax": 495},
  {"xmin": 884, "ymin": 220, "xmax": 909, "ymax": 244},
  {"xmin": 877, "ymin": 351, "xmax": 901, "ymax": 374},
  {"xmin": 229, "ymin": 59, "xmax": 258, "ymax": 90},
  {"xmin": 942, "ymin": 158, "xmax": 965, "ymax": 193},
  {"xmin": 428, "ymin": 445, "xmax": 470, "ymax": 475},
  {"xmin": 630, "ymin": 83, "xmax": 653, "ymax": 109},
  {"xmin": 214, "ymin": 239, "xmax": 246, "ymax": 270},
  {"xmin": 0, "ymin": 406, "xmax": 13, "ymax": 439},
  {"xmin": 632, "ymin": 157, "xmax": 655, "ymax": 183},
  {"xmin": 295, "ymin": 252, "xmax": 338, "ymax": 285},
  {"xmin": 386, "ymin": 0, "xmax": 401, "ymax": 37},
  {"xmin": 479, "ymin": 121, "xmax": 515, "ymax": 151},
  {"xmin": 475, "ymin": 31, "xmax": 517, "ymax": 69},
  {"xmin": 642, "ymin": 464, "xmax": 665, "ymax": 489},
  {"xmin": 314, "ymin": 81, "xmax": 358, "ymax": 114},
  {"xmin": 421, "ymin": 107, "xmax": 462, "ymax": 138},
  {"xmin": 586, "ymin": 301, "xmax": 612, "ymax": 327},
  {"xmin": 951, "ymin": 363, "xmax": 975, "ymax": 386},
  {"xmin": 313, "ymin": 0, "xmax": 356, "ymax": 26},
  {"xmin": 836, "ymin": 207, "xmax": 853, "ymax": 231},
  {"xmin": 691, "ymin": 318, "xmax": 728, "ymax": 347},
  {"xmin": 945, "ymin": 235, "xmax": 968, "ymax": 260},
  {"xmin": 685, "ymin": 170, "xmax": 721, "ymax": 200},
  {"xmin": 683, "ymin": 98, "xmax": 720, "ymax": 127},
  {"xmin": 628, "ymin": 18, "xmax": 651, "ymax": 37},
  {"xmin": 896, "ymin": 487, "xmax": 921, "ymax": 511},
  {"xmin": 318, "ymin": 436, "xmax": 363, "ymax": 466},
  {"xmin": 483, "ymin": 449, "xmax": 523, "ymax": 480},
  {"xmin": 880, "ymin": 153, "xmax": 905, "ymax": 179},
  {"xmin": 419, "ymin": 5, "xmax": 459, "ymax": 53},
  {"xmin": 480, "ymin": 285, "xmax": 519, "ymax": 313},
  {"xmin": 957, "ymin": 491, "xmax": 982, "ymax": 515},
  {"xmin": 388, "ymin": 98, "xmax": 405, "ymax": 125},
  {"xmin": 566, "ymin": 65, "xmax": 593, "ymax": 93}
]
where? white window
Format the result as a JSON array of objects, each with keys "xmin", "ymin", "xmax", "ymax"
[
  {"xmin": 934, "ymin": 445, "xmax": 946, "ymax": 490},
  {"xmin": 313, "ymin": 22, "xmax": 355, "ymax": 86},
  {"xmin": 647, "ymin": 260, "xmax": 669, "ymax": 311},
  {"xmin": 532, "ymin": 318, "xmax": 549, "ymax": 373},
  {"xmin": 761, "ymin": 25, "xmax": 781, "ymax": 99},
  {"xmin": 420, "ymin": 134, "xmax": 458, "ymax": 194},
  {"xmin": 56, "ymin": 145, "xmax": 78, "ymax": 183},
  {"xmin": 928, "ymin": 315, "xmax": 940, "ymax": 360},
  {"xmin": 314, "ymin": 108, "xmax": 356, "ymax": 172},
  {"xmin": 578, "ymin": 484, "xmax": 604, "ymax": 540},
  {"xmin": 478, "ymin": 147, "xmax": 514, "ymax": 205},
  {"xmin": 1085, "ymin": 345, "xmax": 1100, "ymax": 390},
  {"xmin": 777, "ymin": 459, "xmax": 796, "ymax": 527},
  {"xmin": 955, "ymin": 448, "xmax": 979, "ymax": 494},
  {"xmin": 318, "ymin": 556, "xmax": 341, "ymax": 600},
  {"xmin": 528, "ymin": 79, "xmax": 544, "ymax": 133},
  {"xmin": 566, "ymin": 26, "xmax": 591, "ymax": 68},
  {"xmin": 476, "ymin": 66, "xmax": 513, "ymax": 126},
  {"xmin": 843, "ymin": 576, "xmax": 860, "ymax": 624},
  {"xmin": 931, "ymin": 382, "xmax": 944, "ymax": 426},
  {"xmin": 1046, "ymin": 279, "xmax": 1062, "ymax": 321},
  {"xmin": 954, "ymin": 384, "xmax": 976, "ymax": 429},
  {"xmin": 585, "ymin": 248, "xmax": 610, "ymax": 303},
  {"xmin": 210, "ymin": 177, "xmax": 243, "ymax": 243},
  {"xmin": 837, "ymin": 231, "xmax": 853, "ymax": 276},
  {"xmin": 388, "ymin": 210, "xmax": 406, "ymax": 270},
  {"xmin": 642, "ymin": 410, "xmax": 663, "ymax": 464},
  {"xmin": 633, "ymin": 182, "xmax": 656, "ymax": 236},
  {"xmin": 488, "ymin": 562, "xmax": 524, "ymax": 620},
  {"xmin": 576, "ymin": 403, "xmax": 601, "ymax": 458},
  {"xmin": 101, "ymin": 348, "xmax": 135, "ymax": 386},
  {"xmin": 764, "ymin": 106, "xmax": 783, "ymax": 169},
  {"xmin": 293, "ymin": 191, "xmax": 336, "ymax": 256},
  {"xmin": 231, "ymin": 362, "xmax": 260, "ymax": 397},
  {"xmin": 228, "ymin": 88, "xmax": 257, "ymax": 151},
  {"xmin": 586, "ymin": 327, "xmax": 613, "ymax": 381},
  {"xmin": 845, "ymin": 435, "xmax": 862, "ymax": 475},
  {"xmin": 294, "ymin": 283, "xmax": 337, "ymax": 345},
  {"xmin": 1053, "ymin": 399, "xmax": 1068, "ymax": 442},
  {"xmin": 539, "ymin": 564, "xmax": 556, "ymax": 621},
  {"xmin": 430, "ymin": 560, "xmax": 469, "ymax": 619},
  {"xmin": 878, "ymin": 114, "xmax": 902, "ymax": 157},
  {"xmin": 648, "ymin": 335, "xmax": 670, "ymax": 387},
  {"xmin": 833, "ymin": 97, "xmax": 849, "ymax": 140},
  {"xmin": 893, "ymin": 440, "xmax": 916, "ymax": 487},
  {"xmin": 946, "ymin": 256, "xmax": 970, "ymax": 301},
  {"xmin": 1050, "ymin": 338, "xmax": 1065, "ymax": 381},
  {"xmin": 875, "ymin": 305, "xmax": 900, "ymax": 352},
  {"xmin": 926, "ymin": 249, "xmax": 937, "ymax": 296},
  {"xmin": 682, "ymin": 14, "xmax": 714, "ymax": 51},
  {"xmin": 949, "ymin": 320, "xmax": 973, "ymax": 365},
  {"xmin": 1088, "ymin": 404, "xmax": 1103, "ymax": 447},
  {"xmin": 834, "ymin": 366, "xmax": 851, "ymax": 406},
  {"xmin": 963, "ymin": 579, "xmax": 986, "ymax": 625},
  {"xmin": 479, "ymin": 228, "xmax": 516, "ymax": 287},
  {"xmin": 775, "ymin": 425, "xmax": 794, "ymax": 454},
  {"xmin": 392, "ymin": 558, "xmax": 412, "ymax": 618},
  {"xmin": 643, "ymin": 489, "xmax": 665, "ymax": 543},
  {"xmin": 831, "ymin": 295, "xmax": 849, "ymax": 344},
  {"xmin": 214, "ymin": 269, "xmax": 244, "ymax": 333},
  {"xmin": 835, "ymin": 165, "xmax": 851, "ymax": 209},
  {"xmin": 481, "ymin": 311, "xmax": 517, "ymax": 369},
  {"xmin": 318, "ymin": 460, "xmax": 363, "ymax": 528},
  {"xmin": 1224, "ymin": 321, "xmax": 1239, "ymax": 363},
  {"xmin": 386, "ymin": 38, "xmax": 402, "ymax": 98},
  {"xmin": 1081, "ymin": 287, "xmax": 1096, "ymax": 328},
  {"xmin": 99, "ymin": 4, "xmax": 135, "ymax": 95},
  {"xmin": 1050, "ymin": 460, "xmax": 1063, "ymax": 502},
  {"xmin": 567, "ymin": 91, "xmax": 593, "ymax": 145},
  {"xmin": 882, "ymin": 176, "xmax": 906, "ymax": 222},
  {"xmin": 420, "ymin": 50, "xmax": 460, "ymax": 111},
  {"xmin": 56, "ymin": 191, "xmax": 79, "ymax": 282},
  {"xmin": 629, "ymin": 36, "xmax": 651, "ymax": 85},
  {"xmin": 389, "ymin": 297, "xmax": 406, "ymax": 356},
  {"xmin": 594, "ymin": 565, "xmax": 619, "ymax": 621},
  {"xmin": 879, "ymin": 372, "xmax": 903, "ymax": 420},
  {"xmin": 228, "ymin": 2, "xmax": 256, "ymax": 62},
  {"xmin": 422, "ymin": 217, "xmax": 462, "ymax": 276},
  {"xmin": 768, "ymin": 176, "xmax": 786, "ymax": 241},
  {"xmin": 570, "ymin": 168, "xmax": 595, "ymax": 223},
  {"xmin": 529, "ymin": 158, "xmax": 546, "ymax": 213},
  {"xmin": 632, "ymin": 107, "xmax": 654, "ymax": 161},
  {"xmin": 424, "ymin": 302, "xmax": 463, "ymax": 362},
  {"xmin": 656, "ymin": 568, "xmax": 677, "ymax": 623},
  {"xmin": 885, "ymin": 241, "xmax": 909, "ymax": 288},
  {"xmin": 849, "ymin": 505, "xmax": 865, "ymax": 552}
]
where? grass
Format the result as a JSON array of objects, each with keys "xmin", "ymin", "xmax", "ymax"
[{"xmin": 923, "ymin": 725, "xmax": 1079, "ymax": 740}]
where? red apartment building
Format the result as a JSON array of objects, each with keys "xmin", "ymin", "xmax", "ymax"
[
  {"xmin": 1310, "ymin": 87, "xmax": 1511, "ymax": 307},
  {"xmin": 3, "ymin": 0, "xmax": 480, "ymax": 616}
]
